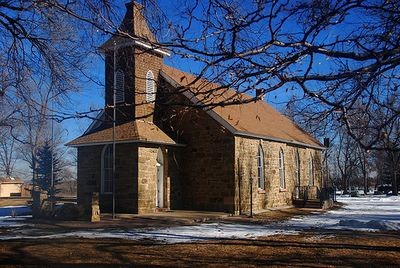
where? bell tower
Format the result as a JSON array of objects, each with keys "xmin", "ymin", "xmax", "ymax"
[{"xmin": 100, "ymin": 1, "xmax": 169, "ymax": 124}]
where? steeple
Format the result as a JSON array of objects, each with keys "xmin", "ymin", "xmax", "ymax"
[
  {"xmin": 119, "ymin": 1, "xmax": 157, "ymax": 43},
  {"xmin": 100, "ymin": 1, "xmax": 169, "ymax": 123}
]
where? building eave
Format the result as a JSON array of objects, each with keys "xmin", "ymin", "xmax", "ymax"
[
  {"xmin": 234, "ymin": 131, "xmax": 325, "ymax": 150},
  {"xmin": 67, "ymin": 139, "xmax": 185, "ymax": 148},
  {"xmin": 99, "ymin": 37, "xmax": 171, "ymax": 57}
]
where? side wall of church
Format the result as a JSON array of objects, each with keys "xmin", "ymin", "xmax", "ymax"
[{"xmin": 234, "ymin": 136, "xmax": 323, "ymax": 214}]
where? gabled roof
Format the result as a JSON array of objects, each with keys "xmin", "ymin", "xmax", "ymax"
[
  {"xmin": 67, "ymin": 120, "xmax": 177, "ymax": 147},
  {"xmin": 0, "ymin": 176, "xmax": 23, "ymax": 184},
  {"xmin": 161, "ymin": 65, "xmax": 324, "ymax": 149}
]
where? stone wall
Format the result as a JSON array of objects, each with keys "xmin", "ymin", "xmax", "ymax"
[
  {"xmin": 234, "ymin": 136, "xmax": 323, "ymax": 214},
  {"xmin": 137, "ymin": 146, "xmax": 161, "ymax": 214},
  {"xmin": 77, "ymin": 145, "xmax": 102, "ymax": 212},
  {"xmin": 104, "ymin": 47, "xmax": 136, "ymax": 124},
  {"xmin": 77, "ymin": 144, "xmax": 139, "ymax": 214},
  {"xmin": 168, "ymin": 147, "xmax": 183, "ymax": 209},
  {"xmin": 114, "ymin": 143, "xmax": 138, "ymax": 213},
  {"xmin": 103, "ymin": 46, "xmax": 164, "ymax": 124},
  {"xmin": 134, "ymin": 47, "xmax": 163, "ymax": 121},
  {"xmin": 180, "ymin": 109, "xmax": 235, "ymax": 212},
  {"xmin": 155, "ymin": 85, "xmax": 236, "ymax": 212}
]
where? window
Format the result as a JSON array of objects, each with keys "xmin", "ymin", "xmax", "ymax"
[
  {"xmin": 295, "ymin": 150, "xmax": 300, "ymax": 186},
  {"xmin": 257, "ymin": 145, "xmax": 265, "ymax": 189},
  {"xmin": 279, "ymin": 149, "xmax": 285, "ymax": 189},
  {"xmin": 309, "ymin": 154, "xmax": 314, "ymax": 186},
  {"xmin": 115, "ymin": 69, "xmax": 125, "ymax": 103},
  {"xmin": 146, "ymin": 70, "xmax": 155, "ymax": 102},
  {"xmin": 101, "ymin": 145, "xmax": 113, "ymax": 194}
]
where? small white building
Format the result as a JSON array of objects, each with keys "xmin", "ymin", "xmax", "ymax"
[{"xmin": 0, "ymin": 176, "xmax": 24, "ymax": 197}]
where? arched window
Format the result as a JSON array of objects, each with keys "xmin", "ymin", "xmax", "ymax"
[
  {"xmin": 146, "ymin": 70, "xmax": 155, "ymax": 102},
  {"xmin": 115, "ymin": 69, "xmax": 125, "ymax": 103},
  {"xmin": 295, "ymin": 150, "xmax": 300, "ymax": 186},
  {"xmin": 101, "ymin": 145, "xmax": 113, "ymax": 194},
  {"xmin": 279, "ymin": 148, "xmax": 285, "ymax": 189},
  {"xmin": 257, "ymin": 145, "xmax": 265, "ymax": 189},
  {"xmin": 309, "ymin": 154, "xmax": 314, "ymax": 186}
]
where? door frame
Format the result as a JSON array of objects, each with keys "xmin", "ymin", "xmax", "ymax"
[{"xmin": 156, "ymin": 148, "xmax": 165, "ymax": 208}]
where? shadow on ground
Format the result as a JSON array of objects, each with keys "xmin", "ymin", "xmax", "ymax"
[{"xmin": 1, "ymin": 231, "xmax": 399, "ymax": 267}]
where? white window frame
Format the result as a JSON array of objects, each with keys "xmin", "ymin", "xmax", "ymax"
[
  {"xmin": 309, "ymin": 154, "xmax": 314, "ymax": 186},
  {"xmin": 101, "ymin": 145, "xmax": 113, "ymax": 194},
  {"xmin": 295, "ymin": 150, "xmax": 300, "ymax": 186},
  {"xmin": 257, "ymin": 145, "xmax": 265, "ymax": 190},
  {"xmin": 145, "ymin": 70, "xmax": 155, "ymax": 102},
  {"xmin": 115, "ymin": 69, "xmax": 125, "ymax": 103},
  {"xmin": 279, "ymin": 148, "xmax": 286, "ymax": 189}
]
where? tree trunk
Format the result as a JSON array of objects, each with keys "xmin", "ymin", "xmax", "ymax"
[
  {"xmin": 363, "ymin": 171, "xmax": 368, "ymax": 195},
  {"xmin": 343, "ymin": 176, "xmax": 348, "ymax": 194}
]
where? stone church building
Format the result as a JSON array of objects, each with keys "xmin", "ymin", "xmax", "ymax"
[{"xmin": 68, "ymin": 2, "xmax": 324, "ymax": 215}]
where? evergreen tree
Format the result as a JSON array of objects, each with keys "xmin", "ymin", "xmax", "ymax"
[{"xmin": 35, "ymin": 141, "xmax": 62, "ymax": 196}]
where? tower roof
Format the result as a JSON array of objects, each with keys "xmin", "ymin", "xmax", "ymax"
[
  {"xmin": 67, "ymin": 120, "xmax": 178, "ymax": 147},
  {"xmin": 99, "ymin": 1, "xmax": 169, "ymax": 56}
]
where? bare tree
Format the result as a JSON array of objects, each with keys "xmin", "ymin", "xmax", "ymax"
[
  {"xmin": 0, "ymin": 0, "xmax": 100, "ymax": 133},
  {"xmin": 3, "ymin": 1, "xmax": 400, "ymax": 187},
  {"xmin": 0, "ymin": 1, "xmax": 101, "ymax": 185},
  {"xmin": 0, "ymin": 128, "xmax": 17, "ymax": 176},
  {"xmin": 2, "ymin": 1, "xmax": 394, "ymax": 152},
  {"xmin": 95, "ymin": 1, "xmax": 400, "ymax": 150}
]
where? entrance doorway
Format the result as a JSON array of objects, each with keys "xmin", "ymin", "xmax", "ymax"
[{"xmin": 156, "ymin": 148, "xmax": 164, "ymax": 208}]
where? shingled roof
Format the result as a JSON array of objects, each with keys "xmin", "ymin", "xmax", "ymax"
[
  {"xmin": 99, "ymin": 2, "xmax": 169, "ymax": 57},
  {"xmin": 67, "ymin": 120, "xmax": 177, "ymax": 147},
  {"xmin": 160, "ymin": 65, "xmax": 323, "ymax": 149},
  {"xmin": 0, "ymin": 176, "xmax": 23, "ymax": 184}
]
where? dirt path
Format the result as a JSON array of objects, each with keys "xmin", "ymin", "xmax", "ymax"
[{"xmin": 0, "ymin": 231, "xmax": 399, "ymax": 267}]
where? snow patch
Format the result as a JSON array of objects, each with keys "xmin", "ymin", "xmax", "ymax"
[
  {"xmin": 0, "ymin": 223, "xmax": 298, "ymax": 243},
  {"xmin": 337, "ymin": 219, "xmax": 400, "ymax": 231},
  {"xmin": 0, "ymin": 196, "xmax": 399, "ymax": 243},
  {"xmin": 0, "ymin": 216, "xmax": 31, "ymax": 227}
]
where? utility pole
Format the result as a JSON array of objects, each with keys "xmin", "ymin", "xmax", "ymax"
[
  {"xmin": 323, "ymin": 138, "xmax": 330, "ymax": 189},
  {"xmin": 50, "ymin": 89, "xmax": 54, "ymax": 210},
  {"xmin": 249, "ymin": 177, "xmax": 253, "ymax": 217},
  {"xmin": 112, "ymin": 41, "xmax": 117, "ymax": 219}
]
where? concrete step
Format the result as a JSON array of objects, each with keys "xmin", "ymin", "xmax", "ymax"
[{"xmin": 294, "ymin": 199, "xmax": 323, "ymax": 209}]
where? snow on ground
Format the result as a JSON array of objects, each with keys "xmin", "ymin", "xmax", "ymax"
[
  {"xmin": 283, "ymin": 196, "xmax": 400, "ymax": 232},
  {"xmin": 0, "ymin": 216, "xmax": 31, "ymax": 227},
  {"xmin": 0, "ymin": 196, "xmax": 399, "ymax": 243},
  {"xmin": 0, "ymin": 223, "xmax": 297, "ymax": 243}
]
